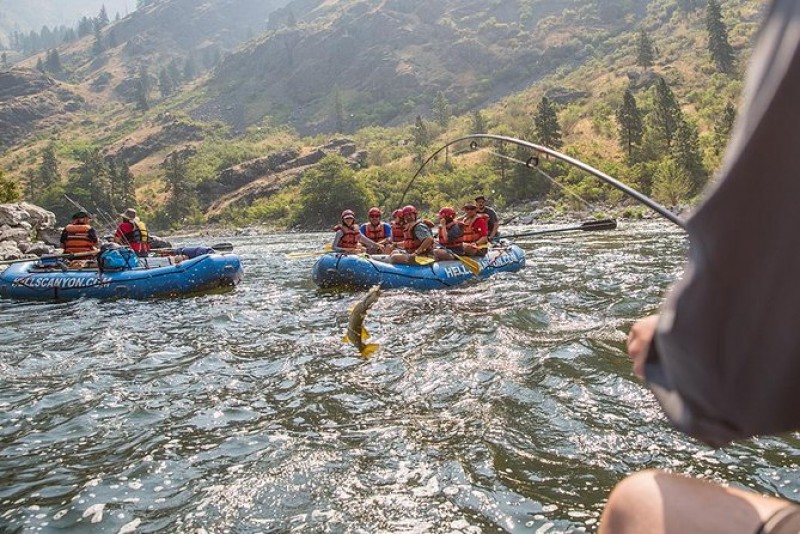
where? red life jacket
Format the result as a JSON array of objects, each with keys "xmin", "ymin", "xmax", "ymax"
[
  {"xmin": 460, "ymin": 213, "xmax": 489, "ymax": 243},
  {"xmin": 334, "ymin": 223, "xmax": 360, "ymax": 249},
  {"xmin": 403, "ymin": 220, "xmax": 434, "ymax": 252},
  {"xmin": 63, "ymin": 223, "xmax": 96, "ymax": 253},
  {"xmin": 364, "ymin": 222, "xmax": 387, "ymax": 241},
  {"xmin": 438, "ymin": 220, "xmax": 464, "ymax": 249},
  {"xmin": 391, "ymin": 222, "xmax": 405, "ymax": 245}
]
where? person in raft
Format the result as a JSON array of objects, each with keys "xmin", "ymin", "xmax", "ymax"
[
  {"xmin": 600, "ymin": 2, "xmax": 800, "ymax": 533},
  {"xmin": 459, "ymin": 201, "xmax": 489, "ymax": 256},
  {"xmin": 475, "ymin": 194, "xmax": 499, "ymax": 239},
  {"xmin": 359, "ymin": 207, "xmax": 392, "ymax": 254},
  {"xmin": 433, "ymin": 206, "xmax": 465, "ymax": 261},
  {"xmin": 60, "ymin": 211, "xmax": 99, "ymax": 254},
  {"xmin": 114, "ymin": 208, "xmax": 150, "ymax": 257},
  {"xmin": 332, "ymin": 209, "xmax": 381, "ymax": 254},
  {"xmin": 390, "ymin": 208, "xmax": 406, "ymax": 250},
  {"xmin": 390, "ymin": 205, "xmax": 435, "ymax": 264}
]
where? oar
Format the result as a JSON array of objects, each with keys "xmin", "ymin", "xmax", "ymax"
[
  {"xmin": 285, "ymin": 244, "xmax": 365, "ymax": 259},
  {"xmin": 451, "ymin": 253, "xmax": 481, "ymax": 275},
  {"xmin": 0, "ymin": 250, "xmax": 98, "ymax": 266},
  {"xmin": 494, "ymin": 218, "xmax": 617, "ymax": 241}
]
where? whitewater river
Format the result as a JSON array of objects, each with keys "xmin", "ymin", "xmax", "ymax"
[{"xmin": 1, "ymin": 221, "xmax": 798, "ymax": 533}]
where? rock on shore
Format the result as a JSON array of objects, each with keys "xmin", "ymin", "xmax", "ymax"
[{"xmin": 0, "ymin": 203, "xmax": 59, "ymax": 260}]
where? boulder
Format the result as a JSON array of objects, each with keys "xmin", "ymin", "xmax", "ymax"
[
  {"xmin": 149, "ymin": 235, "xmax": 172, "ymax": 249},
  {"xmin": 0, "ymin": 203, "xmax": 56, "ymax": 230},
  {"xmin": 37, "ymin": 227, "xmax": 63, "ymax": 247},
  {"xmin": 0, "ymin": 224, "xmax": 31, "ymax": 244},
  {"xmin": 0, "ymin": 240, "xmax": 23, "ymax": 260},
  {"xmin": 26, "ymin": 242, "xmax": 56, "ymax": 256}
]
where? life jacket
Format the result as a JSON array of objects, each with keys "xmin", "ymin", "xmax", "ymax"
[
  {"xmin": 119, "ymin": 219, "xmax": 150, "ymax": 253},
  {"xmin": 63, "ymin": 223, "xmax": 96, "ymax": 253},
  {"xmin": 334, "ymin": 223, "xmax": 360, "ymax": 249},
  {"xmin": 460, "ymin": 213, "xmax": 489, "ymax": 243},
  {"xmin": 391, "ymin": 222, "xmax": 405, "ymax": 245},
  {"xmin": 363, "ymin": 222, "xmax": 388, "ymax": 241},
  {"xmin": 403, "ymin": 220, "xmax": 431, "ymax": 252},
  {"xmin": 438, "ymin": 220, "xmax": 465, "ymax": 249}
]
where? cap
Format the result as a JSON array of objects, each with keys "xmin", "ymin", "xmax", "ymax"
[
  {"xmin": 474, "ymin": 195, "xmax": 486, "ymax": 201},
  {"xmin": 463, "ymin": 201, "xmax": 477, "ymax": 209},
  {"xmin": 72, "ymin": 211, "xmax": 90, "ymax": 220},
  {"xmin": 368, "ymin": 207, "xmax": 382, "ymax": 217},
  {"xmin": 121, "ymin": 208, "xmax": 137, "ymax": 220},
  {"xmin": 341, "ymin": 209, "xmax": 356, "ymax": 219}
]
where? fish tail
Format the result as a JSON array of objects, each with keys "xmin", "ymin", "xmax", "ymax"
[{"xmin": 360, "ymin": 343, "xmax": 380, "ymax": 357}]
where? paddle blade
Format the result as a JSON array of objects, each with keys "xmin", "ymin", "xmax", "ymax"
[
  {"xmin": 581, "ymin": 218, "xmax": 617, "ymax": 231},
  {"xmin": 210, "ymin": 242, "xmax": 234, "ymax": 252},
  {"xmin": 413, "ymin": 255, "xmax": 436, "ymax": 265},
  {"xmin": 454, "ymin": 254, "xmax": 481, "ymax": 275}
]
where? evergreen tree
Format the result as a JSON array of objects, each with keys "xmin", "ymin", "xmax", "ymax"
[
  {"xmin": 636, "ymin": 30, "xmax": 655, "ymax": 70},
  {"xmin": 162, "ymin": 151, "xmax": 195, "ymax": 222},
  {"xmin": 433, "ymin": 91, "xmax": 450, "ymax": 129},
  {"xmin": 413, "ymin": 115, "xmax": 429, "ymax": 148},
  {"xmin": 294, "ymin": 155, "xmax": 372, "ymax": 228},
  {"xmin": 652, "ymin": 158, "xmax": 691, "ymax": 206},
  {"xmin": 471, "ymin": 110, "xmax": 488, "ymax": 134},
  {"xmin": 38, "ymin": 142, "xmax": 60, "ymax": 190},
  {"xmin": 97, "ymin": 5, "xmax": 110, "ymax": 28},
  {"xmin": 0, "ymin": 171, "xmax": 21, "ymax": 203},
  {"xmin": 1, "ymin": 52, "xmax": 8, "ymax": 69},
  {"xmin": 117, "ymin": 161, "xmax": 136, "ymax": 208},
  {"xmin": 135, "ymin": 65, "xmax": 149, "ymax": 111},
  {"xmin": 77, "ymin": 17, "xmax": 93, "ymax": 38},
  {"xmin": 674, "ymin": 120, "xmax": 706, "ymax": 193},
  {"xmin": 706, "ymin": 0, "xmax": 735, "ymax": 74},
  {"xmin": 158, "ymin": 67, "xmax": 174, "ymax": 97},
  {"xmin": 333, "ymin": 88, "xmax": 346, "ymax": 133},
  {"xmin": 92, "ymin": 24, "xmax": 105, "ymax": 56},
  {"xmin": 45, "ymin": 49, "xmax": 62, "ymax": 73},
  {"xmin": 108, "ymin": 29, "xmax": 118, "ymax": 48},
  {"xmin": 35, "ymin": 57, "xmax": 44, "ymax": 71},
  {"xmin": 287, "ymin": 9, "xmax": 297, "ymax": 27},
  {"xmin": 713, "ymin": 102, "xmax": 737, "ymax": 155},
  {"xmin": 167, "ymin": 60, "xmax": 182, "ymax": 84},
  {"xmin": 68, "ymin": 148, "xmax": 113, "ymax": 213},
  {"xmin": 616, "ymin": 89, "xmax": 643, "ymax": 159},
  {"xmin": 651, "ymin": 77, "xmax": 683, "ymax": 151},
  {"xmin": 534, "ymin": 97, "xmax": 563, "ymax": 149},
  {"xmin": 183, "ymin": 55, "xmax": 197, "ymax": 80}
]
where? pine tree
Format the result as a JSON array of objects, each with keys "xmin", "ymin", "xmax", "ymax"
[
  {"xmin": 674, "ymin": 120, "xmax": 706, "ymax": 193},
  {"xmin": 534, "ymin": 97, "xmax": 562, "ymax": 149},
  {"xmin": 162, "ymin": 151, "xmax": 195, "ymax": 222},
  {"xmin": 45, "ymin": 49, "xmax": 62, "ymax": 73},
  {"xmin": 713, "ymin": 102, "xmax": 737, "ymax": 155},
  {"xmin": 35, "ymin": 57, "xmax": 44, "ymax": 71},
  {"xmin": 97, "ymin": 5, "xmax": 110, "ymax": 28},
  {"xmin": 471, "ymin": 110, "xmax": 488, "ymax": 134},
  {"xmin": 38, "ymin": 142, "xmax": 60, "ymax": 190},
  {"xmin": 1, "ymin": 53, "xmax": 8, "ymax": 69},
  {"xmin": 117, "ymin": 161, "xmax": 136, "ymax": 208},
  {"xmin": 287, "ymin": 9, "xmax": 297, "ymax": 27},
  {"xmin": 706, "ymin": 0, "xmax": 735, "ymax": 74},
  {"xmin": 652, "ymin": 159, "xmax": 691, "ymax": 206},
  {"xmin": 616, "ymin": 89, "xmax": 643, "ymax": 159},
  {"xmin": 636, "ymin": 30, "xmax": 655, "ymax": 70},
  {"xmin": 413, "ymin": 115, "xmax": 429, "ymax": 148},
  {"xmin": 183, "ymin": 55, "xmax": 197, "ymax": 80},
  {"xmin": 651, "ymin": 77, "xmax": 683, "ymax": 150},
  {"xmin": 92, "ymin": 24, "xmax": 105, "ymax": 56},
  {"xmin": 135, "ymin": 65, "xmax": 149, "ymax": 111},
  {"xmin": 158, "ymin": 67, "xmax": 174, "ymax": 97},
  {"xmin": 433, "ymin": 91, "xmax": 450, "ymax": 129},
  {"xmin": 0, "ymin": 171, "xmax": 21, "ymax": 203}
]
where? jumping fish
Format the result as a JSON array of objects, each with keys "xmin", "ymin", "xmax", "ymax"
[{"xmin": 343, "ymin": 285, "xmax": 381, "ymax": 357}]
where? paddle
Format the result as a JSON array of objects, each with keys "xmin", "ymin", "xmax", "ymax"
[
  {"xmin": 155, "ymin": 242, "xmax": 235, "ymax": 254},
  {"xmin": 285, "ymin": 244, "xmax": 365, "ymax": 259},
  {"xmin": 450, "ymin": 252, "xmax": 481, "ymax": 275},
  {"xmin": 0, "ymin": 250, "xmax": 98, "ymax": 266},
  {"xmin": 493, "ymin": 218, "xmax": 617, "ymax": 241}
]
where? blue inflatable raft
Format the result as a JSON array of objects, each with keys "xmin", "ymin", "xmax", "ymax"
[
  {"xmin": 312, "ymin": 245, "xmax": 526, "ymax": 290},
  {"xmin": 0, "ymin": 253, "xmax": 243, "ymax": 301}
]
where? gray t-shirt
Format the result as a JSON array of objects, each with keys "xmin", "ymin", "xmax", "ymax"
[{"xmin": 645, "ymin": 0, "xmax": 800, "ymax": 447}]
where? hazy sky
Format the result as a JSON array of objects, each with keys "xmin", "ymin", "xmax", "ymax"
[{"xmin": 0, "ymin": 0, "xmax": 135, "ymax": 32}]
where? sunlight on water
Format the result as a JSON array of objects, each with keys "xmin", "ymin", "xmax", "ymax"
[{"xmin": 0, "ymin": 221, "xmax": 797, "ymax": 532}]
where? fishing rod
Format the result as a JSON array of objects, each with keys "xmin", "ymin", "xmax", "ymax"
[{"xmin": 397, "ymin": 134, "xmax": 686, "ymax": 229}]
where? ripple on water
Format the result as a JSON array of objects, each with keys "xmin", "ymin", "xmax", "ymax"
[{"xmin": 1, "ymin": 224, "xmax": 797, "ymax": 532}]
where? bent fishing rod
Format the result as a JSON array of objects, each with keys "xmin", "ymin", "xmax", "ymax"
[{"xmin": 397, "ymin": 134, "xmax": 686, "ymax": 229}]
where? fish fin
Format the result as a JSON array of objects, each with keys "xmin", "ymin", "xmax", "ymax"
[
  {"xmin": 342, "ymin": 334, "xmax": 352, "ymax": 344},
  {"xmin": 360, "ymin": 343, "xmax": 380, "ymax": 357},
  {"xmin": 361, "ymin": 326, "xmax": 370, "ymax": 341}
]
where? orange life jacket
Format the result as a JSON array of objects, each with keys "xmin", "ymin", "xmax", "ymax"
[
  {"xmin": 63, "ymin": 223, "xmax": 96, "ymax": 253},
  {"xmin": 460, "ymin": 213, "xmax": 489, "ymax": 243},
  {"xmin": 438, "ymin": 220, "xmax": 464, "ymax": 249},
  {"xmin": 391, "ymin": 222, "xmax": 405, "ymax": 245},
  {"xmin": 334, "ymin": 223, "xmax": 360, "ymax": 249},
  {"xmin": 363, "ymin": 222, "xmax": 388, "ymax": 241},
  {"xmin": 403, "ymin": 220, "xmax": 434, "ymax": 252}
]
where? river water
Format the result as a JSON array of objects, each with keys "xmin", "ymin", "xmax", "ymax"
[{"xmin": 1, "ymin": 221, "xmax": 798, "ymax": 533}]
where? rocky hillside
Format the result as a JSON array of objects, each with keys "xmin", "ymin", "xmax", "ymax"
[
  {"xmin": 204, "ymin": 0, "xmax": 651, "ymax": 133},
  {"xmin": 0, "ymin": 69, "xmax": 85, "ymax": 151}
]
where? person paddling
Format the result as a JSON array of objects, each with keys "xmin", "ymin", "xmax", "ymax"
[
  {"xmin": 359, "ymin": 207, "xmax": 392, "ymax": 254},
  {"xmin": 390, "ymin": 205, "xmax": 435, "ymax": 265},
  {"xmin": 60, "ymin": 211, "xmax": 99, "ymax": 254},
  {"xmin": 433, "ymin": 206, "xmax": 465, "ymax": 261},
  {"xmin": 332, "ymin": 209, "xmax": 381, "ymax": 254},
  {"xmin": 459, "ymin": 201, "xmax": 489, "ymax": 256}
]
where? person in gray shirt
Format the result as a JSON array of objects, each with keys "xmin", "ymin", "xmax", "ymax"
[{"xmin": 601, "ymin": 2, "xmax": 800, "ymax": 532}]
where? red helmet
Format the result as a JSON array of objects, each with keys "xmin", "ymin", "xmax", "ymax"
[
  {"xmin": 341, "ymin": 209, "xmax": 356, "ymax": 220},
  {"xmin": 368, "ymin": 207, "xmax": 382, "ymax": 217},
  {"xmin": 402, "ymin": 205, "xmax": 417, "ymax": 216},
  {"xmin": 438, "ymin": 206, "xmax": 456, "ymax": 219},
  {"xmin": 392, "ymin": 209, "xmax": 403, "ymax": 219}
]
